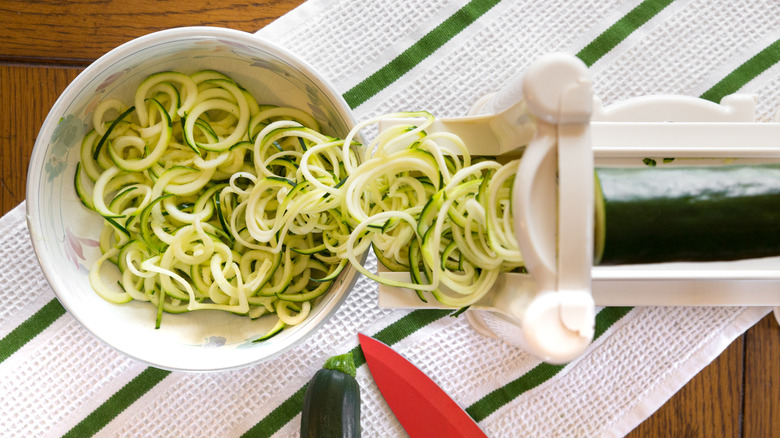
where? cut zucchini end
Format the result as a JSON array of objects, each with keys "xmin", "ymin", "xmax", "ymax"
[
  {"xmin": 323, "ymin": 352, "xmax": 357, "ymax": 378},
  {"xmin": 593, "ymin": 172, "xmax": 606, "ymax": 266}
]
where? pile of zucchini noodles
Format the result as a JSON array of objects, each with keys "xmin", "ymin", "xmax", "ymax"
[{"xmin": 75, "ymin": 70, "xmax": 522, "ymax": 339}]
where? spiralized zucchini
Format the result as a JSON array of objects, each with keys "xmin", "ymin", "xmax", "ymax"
[
  {"xmin": 76, "ymin": 70, "xmax": 523, "ymax": 338},
  {"xmin": 76, "ymin": 70, "xmax": 355, "ymax": 334},
  {"xmin": 338, "ymin": 113, "xmax": 523, "ymax": 307}
]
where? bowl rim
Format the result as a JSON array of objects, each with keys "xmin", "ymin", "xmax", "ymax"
[{"xmin": 25, "ymin": 26, "xmax": 361, "ymax": 372}]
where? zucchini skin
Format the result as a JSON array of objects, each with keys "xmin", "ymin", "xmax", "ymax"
[
  {"xmin": 596, "ymin": 164, "xmax": 780, "ymax": 265},
  {"xmin": 300, "ymin": 368, "xmax": 361, "ymax": 438}
]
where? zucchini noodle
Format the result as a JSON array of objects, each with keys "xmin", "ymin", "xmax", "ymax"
[{"xmin": 76, "ymin": 69, "xmax": 524, "ymax": 340}]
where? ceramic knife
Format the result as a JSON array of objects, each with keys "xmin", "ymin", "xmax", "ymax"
[{"xmin": 358, "ymin": 333, "xmax": 488, "ymax": 438}]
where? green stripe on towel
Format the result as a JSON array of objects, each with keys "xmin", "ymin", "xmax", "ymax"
[
  {"xmin": 242, "ymin": 385, "xmax": 308, "ymax": 438},
  {"xmin": 342, "ymin": 0, "xmax": 503, "ymax": 109},
  {"xmin": 0, "ymin": 298, "xmax": 66, "ymax": 364},
  {"xmin": 577, "ymin": 0, "xmax": 674, "ymax": 66},
  {"xmin": 700, "ymin": 38, "xmax": 780, "ymax": 103},
  {"xmin": 466, "ymin": 307, "xmax": 633, "ymax": 422},
  {"xmin": 62, "ymin": 367, "xmax": 172, "ymax": 438},
  {"xmin": 576, "ymin": 0, "xmax": 676, "ymax": 67}
]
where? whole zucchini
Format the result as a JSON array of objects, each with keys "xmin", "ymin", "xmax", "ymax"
[
  {"xmin": 300, "ymin": 353, "xmax": 361, "ymax": 438},
  {"xmin": 595, "ymin": 163, "xmax": 780, "ymax": 265}
]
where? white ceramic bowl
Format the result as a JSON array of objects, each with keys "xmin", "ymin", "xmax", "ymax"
[{"xmin": 26, "ymin": 27, "xmax": 360, "ymax": 372}]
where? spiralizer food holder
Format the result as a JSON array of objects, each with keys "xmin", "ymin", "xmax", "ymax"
[{"xmin": 377, "ymin": 53, "xmax": 780, "ymax": 364}]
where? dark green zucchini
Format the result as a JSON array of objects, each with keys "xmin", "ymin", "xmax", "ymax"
[
  {"xmin": 595, "ymin": 164, "xmax": 780, "ymax": 265},
  {"xmin": 301, "ymin": 353, "xmax": 360, "ymax": 438}
]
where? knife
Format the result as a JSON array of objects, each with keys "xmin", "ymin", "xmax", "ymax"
[{"xmin": 358, "ymin": 333, "xmax": 488, "ymax": 438}]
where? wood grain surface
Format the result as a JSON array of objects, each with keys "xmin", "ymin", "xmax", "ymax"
[
  {"xmin": 0, "ymin": 1, "xmax": 777, "ymax": 437},
  {"xmin": 0, "ymin": 0, "xmax": 304, "ymax": 64}
]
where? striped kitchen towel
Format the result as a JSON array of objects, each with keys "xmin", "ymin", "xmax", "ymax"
[{"xmin": 1, "ymin": 0, "xmax": 778, "ymax": 436}]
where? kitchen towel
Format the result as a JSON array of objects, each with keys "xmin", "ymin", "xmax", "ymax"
[{"xmin": 2, "ymin": 0, "xmax": 779, "ymax": 436}]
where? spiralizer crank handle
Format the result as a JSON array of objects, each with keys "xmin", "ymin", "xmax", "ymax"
[{"xmin": 500, "ymin": 53, "xmax": 597, "ymax": 364}]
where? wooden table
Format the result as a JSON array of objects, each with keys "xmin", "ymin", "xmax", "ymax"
[{"xmin": 0, "ymin": 1, "xmax": 777, "ymax": 436}]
